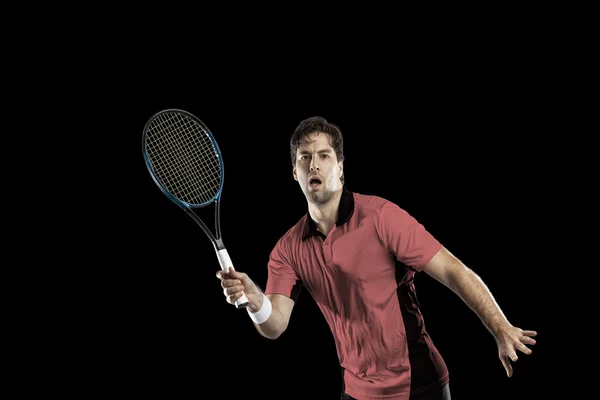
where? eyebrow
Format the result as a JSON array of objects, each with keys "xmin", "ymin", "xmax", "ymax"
[{"xmin": 298, "ymin": 149, "xmax": 332, "ymax": 155}]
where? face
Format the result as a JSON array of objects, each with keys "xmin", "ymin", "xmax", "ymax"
[{"xmin": 293, "ymin": 132, "xmax": 343, "ymax": 204}]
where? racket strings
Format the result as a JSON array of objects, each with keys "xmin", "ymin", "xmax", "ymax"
[{"xmin": 146, "ymin": 113, "xmax": 221, "ymax": 205}]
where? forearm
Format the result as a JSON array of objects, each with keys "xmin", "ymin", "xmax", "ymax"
[
  {"xmin": 448, "ymin": 264, "xmax": 511, "ymax": 336},
  {"xmin": 249, "ymin": 294, "xmax": 288, "ymax": 340}
]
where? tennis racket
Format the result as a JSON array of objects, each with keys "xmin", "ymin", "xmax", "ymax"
[{"xmin": 142, "ymin": 108, "xmax": 249, "ymax": 309}]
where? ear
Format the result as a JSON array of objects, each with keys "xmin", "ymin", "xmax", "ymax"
[
  {"xmin": 338, "ymin": 161, "xmax": 344, "ymax": 180},
  {"xmin": 293, "ymin": 165, "xmax": 298, "ymax": 181}
]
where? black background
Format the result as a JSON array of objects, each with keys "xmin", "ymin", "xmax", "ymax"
[{"xmin": 12, "ymin": 6, "xmax": 579, "ymax": 397}]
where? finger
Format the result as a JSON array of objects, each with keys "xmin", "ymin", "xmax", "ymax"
[
  {"xmin": 223, "ymin": 285, "xmax": 245, "ymax": 296},
  {"xmin": 221, "ymin": 279, "xmax": 242, "ymax": 289},
  {"xmin": 521, "ymin": 336, "xmax": 537, "ymax": 346},
  {"xmin": 227, "ymin": 268, "xmax": 246, "ymax": 280},
  {"xmin": 227, "ymin": 291, "xmax": 246, "ymax": 305},
  {"xmin": 516, "ymin": 342, "xmax": 533, "ymax": 355},
  {"xmin": 522, "ymin": 330, "xmax": 537, "ymax": 337},
  {"xmin": 500, "ymin": 354, "xmax": 513, "ymax": 377},
  {"xmin": 216, "ymin": 271, "xmax": 231, "ymax": 280}
]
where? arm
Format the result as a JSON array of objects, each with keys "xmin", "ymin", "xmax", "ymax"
[
  {"xmin": 249, "ymin": 293, "xmax": 295, "ymax": 340},
  {"xmin": 423, "ymin": 247, "xmax": 510, "ymax": 334},
  {"xmin": 423, "ymin": 246, "xmax": 537, "ymax": 376},
  {"xmin": 216, "ymin": 267, "xmax": 295, "ymax": 340},
  {"xmin": 253, "ymin": 235, "xmax": 300, "ymax": 339}
]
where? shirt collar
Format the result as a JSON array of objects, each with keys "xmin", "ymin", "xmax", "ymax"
[{"xmin": 301, "ymin": 186, "xmax": 354, "ymax": 240}]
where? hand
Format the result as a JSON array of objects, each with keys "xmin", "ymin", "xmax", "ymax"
[
  {"xmin": 494, "ymin": 324, "xmax": 537, "ymax": 377},
  {"xmin": 216, "ymin": 267, "xmax": 263, "ymax": 311}
]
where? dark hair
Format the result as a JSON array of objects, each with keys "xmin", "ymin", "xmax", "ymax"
[{"xmin": 290, "ymin": 116, "xmax": 345, "ymax": 184}]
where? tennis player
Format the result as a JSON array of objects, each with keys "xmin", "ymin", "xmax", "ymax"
[{"xmin": 216, "ymin": 116, "xmax": 537, "ymax": 400}]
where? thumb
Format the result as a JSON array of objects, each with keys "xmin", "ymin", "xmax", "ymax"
[
  {"xmin": 227, "ymin": 267, "xmax": 240, "ymax": 277},
  {"xmin": 227, "ymin": 267, "xmax": 251, "ymax": 285}
]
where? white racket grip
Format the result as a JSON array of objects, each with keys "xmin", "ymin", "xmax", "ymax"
[{"xmin": 216, "ymin": 248, "xmax": 249, "ymax": 309}]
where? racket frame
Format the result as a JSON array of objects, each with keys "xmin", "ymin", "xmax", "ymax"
[{"xmin": 142, "ymin": 108, "xmax": 249, "ymax": 309}]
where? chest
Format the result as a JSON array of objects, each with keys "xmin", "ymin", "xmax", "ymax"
[{"xmin": 293, "ymin": 217, "xmax": 397, "ymax": 298}]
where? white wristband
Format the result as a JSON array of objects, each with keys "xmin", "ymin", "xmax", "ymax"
[{"xmin": 247, "ymin": 293, "xmax": 272, "ymax": 324}]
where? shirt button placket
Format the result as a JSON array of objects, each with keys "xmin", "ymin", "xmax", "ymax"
[{"xmin": 323, "ymin": 239, "xmax": 332, "ymax": 263}]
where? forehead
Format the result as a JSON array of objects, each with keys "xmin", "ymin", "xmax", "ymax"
[{"xmin": 297, "ymin": 132, "xmax": 333, "ymax": 151}]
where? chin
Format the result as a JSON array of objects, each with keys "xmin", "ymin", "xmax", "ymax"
[{"xmin": 309, "ymin": 190, "xmax": 331, "ymax": 204}]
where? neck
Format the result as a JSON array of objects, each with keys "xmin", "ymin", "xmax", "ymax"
[{"xmin": 308, "ymin": 187, "xmax": 343, "ymax": 236}]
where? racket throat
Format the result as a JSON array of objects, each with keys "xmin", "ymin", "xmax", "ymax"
[
  {"xmin": 183, "ymin": 208, "xmax": 225, "ymax": 250},
  {"xmin": 213, "ymin": 238, "xmax": 226, "ymax": 251}
]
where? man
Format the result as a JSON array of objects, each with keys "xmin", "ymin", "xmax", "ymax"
[{"xmin": 216, "ymin": 116, "xmax": 537, "ymax": 400}]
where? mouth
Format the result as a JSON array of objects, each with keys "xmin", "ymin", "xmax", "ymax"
[{"xmin": 308, "ymin": 176, "xmax": 322, "ymax": 189}]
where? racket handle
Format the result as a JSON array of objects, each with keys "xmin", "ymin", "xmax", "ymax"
[{"xmin": 216, "ymin": 248, "xmax": 249, "ymax": 309}]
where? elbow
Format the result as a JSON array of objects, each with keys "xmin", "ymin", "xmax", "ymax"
[
  {"xmin": 271, "ymin": 322, "xmax": 289, "ymax": 339},
  {"xmin": 266, "ymin": 332, "xmax": 282, "ymax": 340},
  {"xmin": 443, "ymin": 262, "xmax": 470, "ymax": 293},
  {"xmin": 260, "ymin": 327, "xmax": 286, "ymax": 340},
  {"xmin": 258, "ymin": 319, "xmax": 288, "ymax": 340}
]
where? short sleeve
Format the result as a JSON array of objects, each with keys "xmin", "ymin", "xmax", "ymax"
[
  {"xmin": 377, "ymin": 203, "xmax": 443, "ymax": 272},
  {"xmin": 264, "ymin": 237, "xmax": 302, "ymax": 301}
]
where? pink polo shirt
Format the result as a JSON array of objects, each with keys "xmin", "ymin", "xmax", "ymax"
[{"xmin": 265, "ymin": 187, "xmax": 448, "ymax": 400}]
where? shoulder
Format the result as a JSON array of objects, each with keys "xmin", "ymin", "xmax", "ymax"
[
  {"xmin": 353, "ymin": 191, "xmax": 405, "ymax": 215},
  {"xmin": 268, "ymin": 214, "xmax": 307, "ymax": 268},
  {"xmin": 272, "ymin": 214, "xmax": 307, "ymax": 250},
  {"xmin": 350, "ymin": 191, "xmax": 418, "ymax": 234}
]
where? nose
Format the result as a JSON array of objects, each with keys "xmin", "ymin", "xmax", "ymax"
[{"xmin": 310, "ymin": 157, "xmax": 319, "ymax": 171}]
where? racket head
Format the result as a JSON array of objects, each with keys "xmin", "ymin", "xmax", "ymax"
[{"xmin": 142, "ymin": 109, "xmax": 225, "ymax": 208}]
